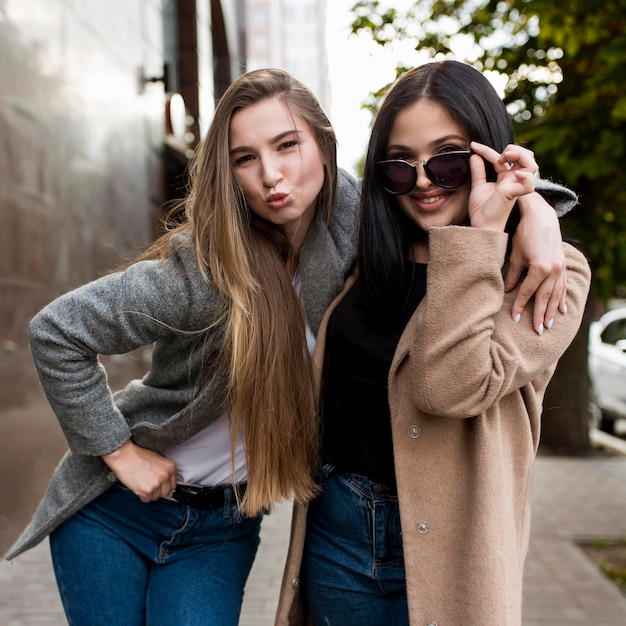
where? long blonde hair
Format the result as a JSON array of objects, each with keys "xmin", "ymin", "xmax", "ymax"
[{"xmin": 142, "ymin": 69, "xmax": 337, "ymax": 514}]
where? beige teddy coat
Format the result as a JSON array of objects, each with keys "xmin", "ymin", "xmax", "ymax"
[{"xmin": 275, "ymin": 226, "xmax": 591, "ymax": 626}]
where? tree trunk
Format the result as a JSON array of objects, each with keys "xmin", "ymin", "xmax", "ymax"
[{"xmin": 540, "ymin": 294, "xmax": 595, "ymax": 453}]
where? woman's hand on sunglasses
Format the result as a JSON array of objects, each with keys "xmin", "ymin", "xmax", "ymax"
[{"xmin": 466, "ymin": 142, "xmax": 537, "ymax": 231}]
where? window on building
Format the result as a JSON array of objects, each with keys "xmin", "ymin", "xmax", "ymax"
[
  {"xmin": 251, "ymin": 6, "xmax": 267, "ymax": 24},
  {"xmin": 252, "ymin": 33, "xmax": 268, "ymax": 54},
  {"xmin": 283, "ymin": 2, "xmax": 317, "ymax": 22}
]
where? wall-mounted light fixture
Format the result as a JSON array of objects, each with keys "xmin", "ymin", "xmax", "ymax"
[{"xmin": 138, "ymin": 63, "xmax": 170, "ymax": 94}]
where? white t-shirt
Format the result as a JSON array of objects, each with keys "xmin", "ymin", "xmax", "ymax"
[{"xmin": 165, "ymin": 413, "xmax": 247, "ymax": 485}]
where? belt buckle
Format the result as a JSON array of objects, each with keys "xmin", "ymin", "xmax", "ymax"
[
  {"xmin": 176, "ymin": 482, "xmax": 206, "ymax": 496},
  {"xmin": 166, "ymin": 482, "xmax": 209, "ymax": 506}
]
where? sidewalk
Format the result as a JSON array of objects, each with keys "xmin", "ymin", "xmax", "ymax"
[{"xmin": 1, "ymin": 439, "xmax": 625, "ymax": 625}]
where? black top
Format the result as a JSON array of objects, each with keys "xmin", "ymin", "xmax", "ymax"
[{"xmin": 321, "ymin": 262, "xmax": 427, "ymax": 487}]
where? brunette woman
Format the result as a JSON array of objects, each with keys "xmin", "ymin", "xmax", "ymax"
[{"xmin": 277, "ymin": 61, "xmax": 590, "ymax": 626}]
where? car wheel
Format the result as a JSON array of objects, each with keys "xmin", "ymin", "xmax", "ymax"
[{"xmin": 599, "ymin": 411, "xmax": 616, "ymax": 435}]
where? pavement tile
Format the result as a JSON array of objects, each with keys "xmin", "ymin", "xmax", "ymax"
[{"xmin": 1, "ymin": 451, "xmax": 625, "ymax": 625}]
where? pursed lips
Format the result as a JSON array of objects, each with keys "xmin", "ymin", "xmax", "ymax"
[{"xmin": 266, "ymin": 192, "xmax": 290, "ymax": 209}]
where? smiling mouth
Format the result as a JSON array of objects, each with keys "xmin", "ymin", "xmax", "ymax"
[{"xmin": 419, "ymin": 194, "xmax": 447, "ymax": 205}]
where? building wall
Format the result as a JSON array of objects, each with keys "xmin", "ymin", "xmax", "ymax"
[
  {"xmin": 244, "ymin": 0, "xmax": 330, "ymax": 113},
  {"xmin": 0, "ymin": 0, "xmax": 242, "ymax": 554},
  {"xmin": 0, "ymin": 0, "xmax": 169, "ymax": 554}
]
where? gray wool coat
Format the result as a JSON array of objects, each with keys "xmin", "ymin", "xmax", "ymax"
[
  {"xmin": 5, "ymin": 170, "xmax": 361, "ymax": 561},
  {"xmin": 5, "ymin": 172, "xmax": 576, "ymax": 561}
]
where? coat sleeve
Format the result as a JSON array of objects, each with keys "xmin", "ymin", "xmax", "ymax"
[
  {"xmin": 395, "ymin": 226, "xmax": 591, "ymax": 418},
  {"xmin": 535, "ymin": 177, "xmax": 578, "ymax": 216},
  {"xmin": 28, "ymin": 244, "xmax": 222, "ymax": 456}
]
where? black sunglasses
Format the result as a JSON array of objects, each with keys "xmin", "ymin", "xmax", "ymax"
[{"xmin": 375, "ymin": 150, "xmax": 473, "ymax": 195}]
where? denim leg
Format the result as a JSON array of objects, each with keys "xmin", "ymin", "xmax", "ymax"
[
  {"xmin": 145, "ymin": 486, "xmax": 260, "ymax": 626},
  {"xmin": 50, "ymin": 483, "xmax": 261, "ymax": 626},
  {"xmin": 302, "ymin": 472, "xmax": 408, "ymax": 626}
]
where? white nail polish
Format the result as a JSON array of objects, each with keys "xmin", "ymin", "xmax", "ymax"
[
  {"xmin": 537, "ymin": 323, "xmax": 544, "ymax": 336},
  {"xmin": 514, "ymin": 313, "xmax": 521, "ymax": 324},
  {"xmin": 547, "ymin": 318, "xmax": 554, "ymax": 330}
]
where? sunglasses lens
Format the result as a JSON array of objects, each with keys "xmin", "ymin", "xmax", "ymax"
[
  {"xmin": 377, "ymin": 161, "xmax": 416, "ymax": 195},
  {"xmin": 426, "ymin": 153, "xmax": 471, "ymax": 189}
]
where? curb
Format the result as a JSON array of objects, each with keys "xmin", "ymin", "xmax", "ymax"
[{"xmin": 590, "ymin": 427, "xmax": 626, "ymax": 456}]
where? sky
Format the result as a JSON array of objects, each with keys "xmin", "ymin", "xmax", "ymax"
[
  {"xmin": 323, "ymin": 1, "xmax": 506, "ymax": 176},
  {"xmin": 324, "ymin": 0, "xmax": 428, "ymax": 176}
]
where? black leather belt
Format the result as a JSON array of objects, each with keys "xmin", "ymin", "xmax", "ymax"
[{"xmin": 170, "ymin": 482, "xmax": 247, "ymax": 511}]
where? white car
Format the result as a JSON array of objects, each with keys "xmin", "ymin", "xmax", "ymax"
[{"xmin": 588, "ymin": 307, "xmax": 626, "ymax": 434}]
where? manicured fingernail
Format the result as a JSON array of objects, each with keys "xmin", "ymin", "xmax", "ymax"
[
  {"xmin": 537, "ymin": 323, "xmax": 544, "ymax": 336},
  {"xmin": 562, "ymin": 303, "xmax": 568, "ymax": 314},
  {"xmin": 547, "ymin": 318, "xmax": 554, "ymax": 330},
  {"xmin": 514, "ymin": 313, "xmax": 521, "ymax": 324}
]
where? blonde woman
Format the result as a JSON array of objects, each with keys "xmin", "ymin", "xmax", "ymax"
[
  {"xmin": 6, "ymin": 69, "xmax": 357, "ymax": 626},
  {"xmin": 7, "ymin": 68, "xmax": 576, "ymax": 626}
]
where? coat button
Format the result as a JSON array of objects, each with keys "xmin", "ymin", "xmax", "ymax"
[
  {"xmin": 291, "ymin": 577, "xmax": 300, "ymax": 589},
  {"xmin": 408, "ymin": 425, "xmax": 421, "ymax": 438},
  {"xmin": 425, "ymin": 621, "xmax": 438, "ymax": 626},
  {"xmin": 417, "ymin": 521, "xmax": 429, "ymax": 534}
]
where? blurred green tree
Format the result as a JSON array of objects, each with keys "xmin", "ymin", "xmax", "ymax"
[{"xmin": 350, "ymin": 0, "xmax": 626, "ymax": 449}]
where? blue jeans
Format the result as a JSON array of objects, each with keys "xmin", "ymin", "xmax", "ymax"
[
  {"xmin": 50, "ymin": 482, "xmax": 262, "ymax": 626},
  {"xmin": 302, "ymin": 469, "xmax": 408, "ymax": 625}
]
